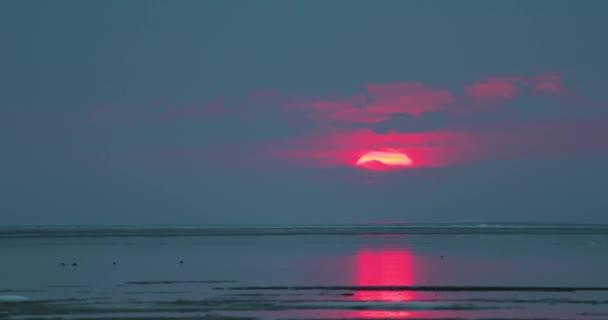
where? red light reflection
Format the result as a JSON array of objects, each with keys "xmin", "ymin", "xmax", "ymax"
[{"xmin": 354, "ymin": 249, "xmax": 417, "ymax": 318}]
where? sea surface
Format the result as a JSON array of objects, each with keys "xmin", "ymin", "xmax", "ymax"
[{"xmin": 2, "ymin": 224, "xmax": 608, "ymax": 320}]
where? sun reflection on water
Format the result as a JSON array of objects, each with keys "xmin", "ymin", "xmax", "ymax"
[{"xmin": 354, "ymin": 249, "xmax": 416, "ymax": 318}]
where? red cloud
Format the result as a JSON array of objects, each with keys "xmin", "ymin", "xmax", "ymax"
[
  {"xmin": 87, "ymin": 71, "xmax": 602, "ymax": 176},
  {"xmin": 465, "ymin": 76, "xmax": 523, "ymax": 101},
  {"xmin": 464, "ymin": 74, "xmax": 565, "ymax": 101},
  {"xmin": 531, "ymin": 74, "xmax": 563, "ymax": 95},
  {"xmin": 262, "ymin": 118, "xmax": 608, "ymax": 172},
  {"xmin": 365, "ymin": 83, "xmax": 454, "ymax": 117},
  {"xmin": 281, "ymin": 74, "xmax": 567, "ymax": 130},
  {"xmin": 284, "ymin": 83, "xmax": 454, "ymax": 126},
  {"xmin": 86, "ymin": 73, "xmax": 567, "ymax": 128},
  {"xmin": 265, "ymin": 129, "xmax": 480, "ymax": 169},
  {"xmin": 262, "ymin": 73, "xmax": 580, "ymax": 173}
]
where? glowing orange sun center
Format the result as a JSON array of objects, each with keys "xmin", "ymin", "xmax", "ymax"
[{"xmin": 356, "ymin": 150, "xmax": 412, "ymax": 170}]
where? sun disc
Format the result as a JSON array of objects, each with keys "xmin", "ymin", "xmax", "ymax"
[{"xmin": 356, "ymin": 150, "xmax": 412, "ymax": 170}]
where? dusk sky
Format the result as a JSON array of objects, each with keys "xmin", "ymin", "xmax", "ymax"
[{"xmin": 2, "ymin": 0, "xmax": 608, "ymax": 225}]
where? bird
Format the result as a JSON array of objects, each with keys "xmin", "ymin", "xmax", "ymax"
[
  {"xmin": 71, "ymin": 262, "xmax": 77, "ymax": 267},
  {"xmin": 179, "ymin": 260, "xmax": 184, "ymax": 265},
  {"xmin": 440, "ymin": 255, "xmax": 444, "ymax": 260},
  {"xmin": 112, "ymin": 261, "xmax": 117, "ymax": 266},
  {"xmin": 60, "ymin": 262, "xmax": 65, "ymax": 267}
]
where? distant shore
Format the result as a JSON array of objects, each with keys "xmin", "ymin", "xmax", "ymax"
[{"xmin": 2, "ymin": 223, "xmax": 608, "ymax": 238}]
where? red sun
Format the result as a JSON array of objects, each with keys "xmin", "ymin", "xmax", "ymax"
[{"xmin": 356, "ymin": 150, "xmax": 413, "ymax": 171}]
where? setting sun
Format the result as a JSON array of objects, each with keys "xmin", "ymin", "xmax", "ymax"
[{"xmin": 356, "ymin": 150, "xmax": 412, "ymax": 170}]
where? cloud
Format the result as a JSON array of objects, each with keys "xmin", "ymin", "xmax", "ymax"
[
  {"xmin": 83, "ymin": 71, "xmax": 607, "ymax": 176},
  {"xmin": 466, "ymin": 76, "xmax": 527, "ymax": 101},
  {"xmin": 364, "ymin": 111, "xmax": 448, "ymax": 134},
  {"xmin": 256, "ymin": 72, "xmax": 607, "ymax": 173},
  {"xmin": 84, "ymin": 73, "xmax": 568, "ymax": 128},
  {"xmin": 531, "ymin": 74, "xmax": 563, "ymax": 95},
  {"xmin": 262, "ymin": 128, "xmax": 479, "ymax": 169},
  {"xmin": 463, "ymin": 74, "xmax": 570, "ymax": 106},
  {"xmin": 261, "ymin": 118, "xmax": 608, "ymax": 173},
  {"xmin": 284, "ymin": 82, "xmax": 454, "ymax": 126}
]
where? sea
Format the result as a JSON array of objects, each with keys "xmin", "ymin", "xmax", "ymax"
[{"xmin": 2, "ymin": 223, "xmax": 608, "ymax": 320}]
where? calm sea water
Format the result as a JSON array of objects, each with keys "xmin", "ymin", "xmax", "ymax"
[{"xmin": 2, "ymin": 226, "xmax": 608, "ymax": 319}]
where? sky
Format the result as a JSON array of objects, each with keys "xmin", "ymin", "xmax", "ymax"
[{"xmin": 2, "ymin": 0, "xmax": 608, "ymax": 226}]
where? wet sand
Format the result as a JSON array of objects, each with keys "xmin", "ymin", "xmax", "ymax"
[{"xmin": 2, "ymin": 229, "xmax": 608, "ymax": 319}]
